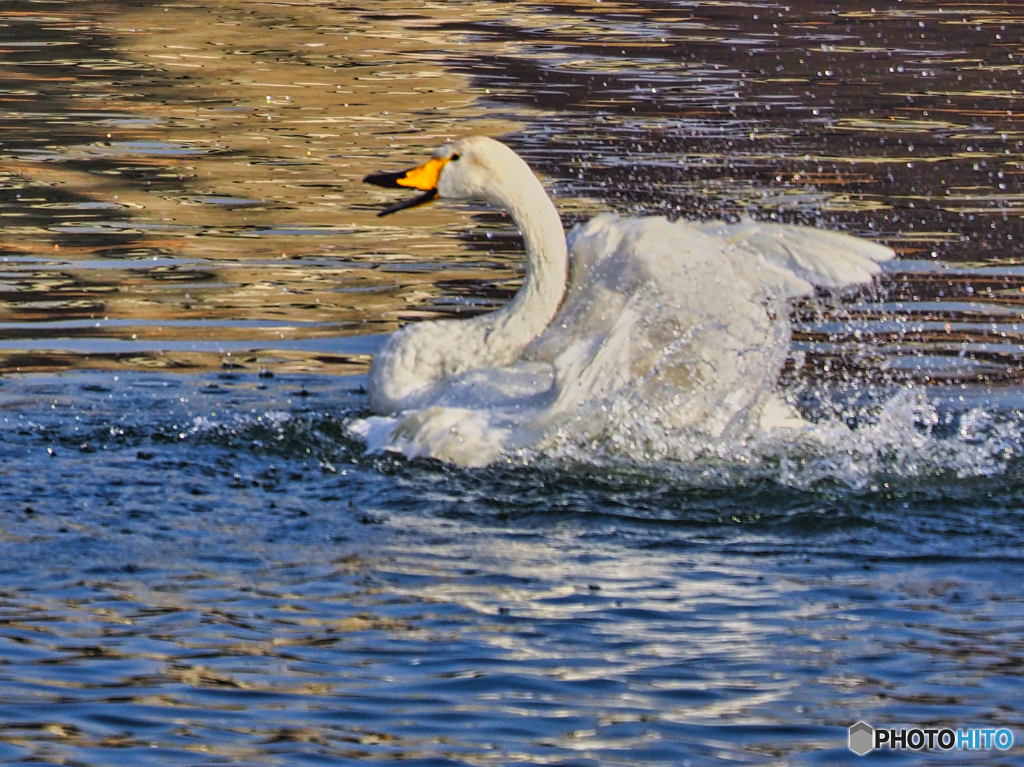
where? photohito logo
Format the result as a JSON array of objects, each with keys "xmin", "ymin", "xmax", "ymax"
[
  {"xmin": 848, "ymin": 722, "xmax": 874, "ymax": 756},
  {"xmin": 848, "ymin": 722, "xmax": 1014, "ymax": 756}
]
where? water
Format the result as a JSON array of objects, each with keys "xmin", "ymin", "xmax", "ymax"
[{"xmin": 2, "ymin": 1, "xmax": 1024, "ymax": 764}]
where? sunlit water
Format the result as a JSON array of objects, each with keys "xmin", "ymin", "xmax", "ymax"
[{"xmin": 2, "ymin": 1, "xmax": 1024, "ymax": 764}]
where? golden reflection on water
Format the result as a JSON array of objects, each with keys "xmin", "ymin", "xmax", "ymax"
[{"xmin": 0, "ymin": 0, "xmax": 528, "ymax": 375}]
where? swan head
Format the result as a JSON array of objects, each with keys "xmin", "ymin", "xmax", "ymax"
[{"xmin": 364, "ymin": 137, "xmax": 531, "ymax": 217}]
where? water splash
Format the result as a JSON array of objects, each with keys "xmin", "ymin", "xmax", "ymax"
[{"xmin": 536, "ymin": 385, "xmax": 1024, "ymax": 494}]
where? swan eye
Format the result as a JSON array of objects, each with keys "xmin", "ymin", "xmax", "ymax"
[{"xmin": 450, "ymin": 153, "xmax": 461, "ymax": 161}]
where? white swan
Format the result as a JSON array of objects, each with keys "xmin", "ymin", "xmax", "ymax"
[{"xmin": 353, "ymin": 136, "xmax": 894, "ymax": 466}]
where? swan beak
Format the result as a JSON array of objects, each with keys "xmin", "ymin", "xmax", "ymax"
[{"xmin": 364, "ymin": 157, "xmax": 450, "ymax": 217}]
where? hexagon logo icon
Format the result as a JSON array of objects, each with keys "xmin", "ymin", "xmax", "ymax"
[{"xmin": 849, "ymin": 721, "xmax": 874, "ymax": 756}]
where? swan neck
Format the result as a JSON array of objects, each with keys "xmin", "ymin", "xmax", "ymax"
[{"xmin": 491, "ymin": 174, "xmax": 567, "ymax": 344}]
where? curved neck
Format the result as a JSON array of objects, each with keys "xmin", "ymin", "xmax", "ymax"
[
  {"xmin": 482, "ymin": 169, "xmax": 567, "ymax": 355},
  {"xmin": 367, "ymin": 151, "xmax": 567, "ymax": 415}
]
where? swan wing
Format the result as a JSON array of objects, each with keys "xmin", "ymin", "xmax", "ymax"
[{"xmin": 695, "ymin": 218, "xmax": 895, "ymax": 299}]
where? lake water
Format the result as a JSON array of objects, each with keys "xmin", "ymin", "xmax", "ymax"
[{"xmin": 1, "ymin": 1, "xmax": 1023, "ymax": 764}]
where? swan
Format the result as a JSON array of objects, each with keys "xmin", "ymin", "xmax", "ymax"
[{"xmin": 353, "ymin": 136, "xmax": 894, "ymax": 466}]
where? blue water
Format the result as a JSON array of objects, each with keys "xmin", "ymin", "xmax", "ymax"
[{"xmin": 1, "ymin": 371, "xmax": 1022, "ymax": 764}]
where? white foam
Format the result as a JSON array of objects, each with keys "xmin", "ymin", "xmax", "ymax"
[{"xmin": 538, "ymin": 386, "xmax": 1024, "ymax": 491}]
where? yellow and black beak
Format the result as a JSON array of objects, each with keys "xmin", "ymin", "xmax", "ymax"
[{"xmin": 364, "ymin": 156, "xmax": 451, "ymax": 217}]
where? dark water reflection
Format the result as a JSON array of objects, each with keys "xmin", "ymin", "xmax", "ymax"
[
  {"xmin": 3, "ymin": 1, "xmax": 1024, "ymax": 765},
  {"xmin": 448, "ymin": 0, "xmax": 1024, "ymax": 384}
]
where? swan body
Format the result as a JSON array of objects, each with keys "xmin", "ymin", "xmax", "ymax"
[{"xmin": 354, "ymin": 137, "xmax": 894, "ymax": 466}]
